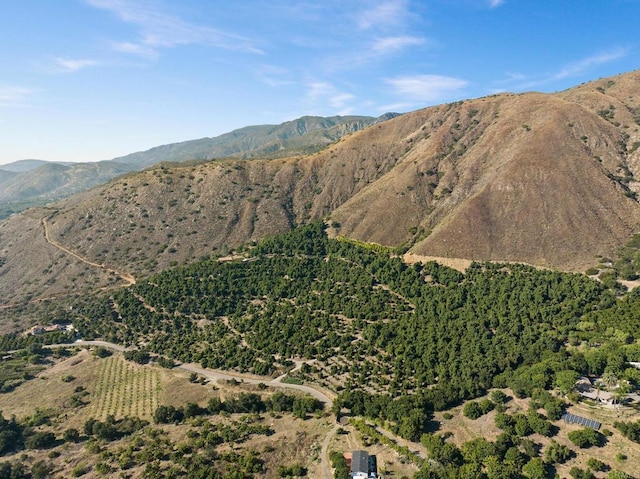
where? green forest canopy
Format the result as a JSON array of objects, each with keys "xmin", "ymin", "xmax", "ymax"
[{"xmin": 53, "ymin": 222, "xmax": 637, "ymax": 411}]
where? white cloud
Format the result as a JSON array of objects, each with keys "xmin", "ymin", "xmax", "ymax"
[
  {"xmin": 307, "ymin": 81, "xmax": 338, "ymax": 101},
  {"xmin": 258, "ymin": 65, "xmax": 294, "ymax": 87},
  {"xmin": 54, "ymin": 57, "xmax": 100, "ymax": 73},
  {"xmin": 552, "ymin": 47, "xmax": 628, "ymax": 80},
  {"xmin": 84, "ymin": 0, "xmax": 262, "ymax": 57},
  {"xmin": 322, "ymin": 33, "xmax": 428, "ymax": 73},
  {"xmin": 496, "ymin": 47, "xmax": 629, "ymax": 91},
  {"xmin": 487, "ymin": 0, "xmax": 505, "ymax": 8},
  {"xmin": 386, "ymin": 74, "xmax": 468, "ymax": 102},
  {"xmin": 0, "ymin": 86, "xmax": 33, "ymax": 107},
  {"xmin": 372, "ymin": 35, "xmax": 426, "ymax": 54},
  {"xmin": 503, "ymin": 71, "xmax": 526, "ymax": 82},
  {"xmin": 306, "ymin": 81, "xmax": 356, "ymax": 114},
  {"xmin": 356, "ymin": 0, "xmax": 410, "ymax": 30},
  {"xmin": 112, "ymin": 41, "xmax": 158, "ymax": 59},
  {"xmin": 330, "ymin": 92, "xmax": 356, "ymax": 110}
]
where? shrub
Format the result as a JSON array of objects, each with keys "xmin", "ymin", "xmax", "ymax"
[
  {"xmin": 586, "ymin": 457, "xmax": 607, "ymax": 472},
  {"xmin": 490, "ymin": 390, "xmax": 508, "ymax": 404},
  {"xmin": 463, "ymin": 399, "xmax": 494, "ymax": 420},
  {"xmin": 93, "ymin": 347, "xmax": 112, "ymax": 358},
  {"xmin": 608, "ymin": 472, "xmax": 633, "ymax": 479},
  {"xmin": 568, "ymin": 428, "xmax": 602, "ymax": 448},
  {"xmin": 522, "ymin": 457, "xmax": 547, "ymax": 479},
  {"xmin": 545, "ymin": 440, "xmax": 571, "ymax": 464},
  {"xmin": 63, "ymin": 428, "xmax": 80, "ymax": 442},
  {"xmin": 95, "ymin": 462, "xmax": 114, "ymax": 475},
  {"xmin": 570, "ymin": 467, "xmax": 596, "ymax": 479},
  {"xmin": 71, "ymin": 463, "xmax": 89, "ymax": 477},
  {"xmin": 278, "ymin": 464, "xmax": 307, "ymax": 477},
  {"xmin": 24, "ymin": 432, "xmax": 56, "ymax": 450},
  {"xmin": 463, "ymin": 401, "xmax": 483, "ymax": 420},
  {"xmin": 31, "ymin": 461, "xmax": 53, "ymax": 479}
]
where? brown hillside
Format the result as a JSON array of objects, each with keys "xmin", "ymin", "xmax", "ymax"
[
  {"xmin": 331, "ymin": 83, "xmax": 640, "ymax": 270},
  {"xmin": 1, "ymin": 70, "xmax": 640, "ymax": 307}
]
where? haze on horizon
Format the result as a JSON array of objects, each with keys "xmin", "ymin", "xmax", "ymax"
[{"xmin": 1, "ymin": 0, "xmax": 638, "ymax": 166}]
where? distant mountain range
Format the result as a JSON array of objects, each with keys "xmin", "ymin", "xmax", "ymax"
[
  {"xmin": 0, "ymin": 159, "xmax": 75, "ymax": 173},
  {"xmin": 0, "ymin": 161, "xmax": 134, "ymax": 202},
  {"xmin": 1, "ymin": 70, "xmax": 640, "ymax": 306},
  {"xmin": 111, "ymin": 113, "xmax": 399, "ymax": 168},
  {"xmin": 0, "ymin": 114, "xmax": 397, "ymax": 219}
]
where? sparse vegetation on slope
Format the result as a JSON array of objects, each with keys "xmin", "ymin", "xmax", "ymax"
[{"xmin": 3, "ymin": 71, "xmax": 640, "ymax": 307}]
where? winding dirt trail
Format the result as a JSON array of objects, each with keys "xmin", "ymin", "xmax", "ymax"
[
  {"xmin": 42, "ymin": 217, "xmax": 135, "ymax": 285},
  {"xmin": 52, "ymin": 340, "xmax": 337, "ymax": 476},
  {"xmin": 320, "ymin": 423, "xmax": 339, "ymax": 479}
]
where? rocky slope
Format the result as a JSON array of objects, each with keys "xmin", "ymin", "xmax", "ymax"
[
  {"xmin": 0, "ymin": 115, "xmax": 396, "ymax": 219},
  {"xmin": 1, "ymin": 70, "xmax": 640, "ymax": 306}
]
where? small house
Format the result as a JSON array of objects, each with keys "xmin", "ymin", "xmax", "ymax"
[{"xmin": 350, "ymin": 450, "xmax": 377, "ymax": 479}]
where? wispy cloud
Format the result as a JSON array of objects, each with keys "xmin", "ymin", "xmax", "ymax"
[
  {"xmin": 84, "ymin": 0, "xmax": 262, "ymax": 58},
  {"xmin": 386, "ymin": 74, "xmax": 468, "ymax": 102},
  {"xmin": 497, "ymin": 47, "xmax": 629, "ymax": 90},
  {"xmin": 258, "ymin": 64, "xmax": 294, "ymax": 87},
  {"xmin": 111, "ymin": 41, "xmax": 158, "ymax": 59},
  {"xmin": 330, "ymin": 92, "xmax": 356, "ymax": 110},
  {"xmin": 487, "ymin": 0, "xmax": 505, "ymax": 8},
  {"xmin": 323, "ymin": 33, "xmax": 428, "ymax": 72},
  {"xmin": 306, "ymin": 81, "xmax": 356, "ymax": 114},
  {"xmin": 0, "ymin": 86, "xmax": 33, "ymax": 107},
  {"xmin": 54, "ymin": 57, "xmax": 100, "ymax": 73},
  {"xmin": 356, "ymin": 0, "xmax": 410, "ymax": 30},
  {"xmin": 552, "ymin": 47, "xmax": 628, "ymax": 80},
  {"xmin": 372, "ymin": 35, "xmax": 426, "ymax": 54}
]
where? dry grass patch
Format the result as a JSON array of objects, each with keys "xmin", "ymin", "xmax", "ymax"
[
  {"xmin": 437, "ymin": 390, "xmax": 640, "ymax": 478},
  {"xmin": 0, "ymin": 348, "xmax": 99, "ymax": 423},
  {"xmin": 327, "ymin": 423, "xmax": 420, "ymax": 478},
  {"xmin": 403, "ymin": 253, "xmax": 473, "ymax": 272},
  {"xmin": 551, "ymin": 404, "xmax": 640, "ymax": 478}
]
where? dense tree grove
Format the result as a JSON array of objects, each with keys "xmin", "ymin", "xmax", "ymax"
[
  {"xmin": 153, "ymin": 391, "xmax": 323, "ymax": 425},
  {"xmin": 60, "ymin": 223, "xmax": 639, "ymax": 415},
  {"xmin": 10, "ymin": 221, "xmax": 640, "ymax": 477}
]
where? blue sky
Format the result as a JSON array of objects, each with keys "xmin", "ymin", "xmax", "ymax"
[{"xmin": 1, "ymin": 0, "xmax": 638, "ymax": 165}]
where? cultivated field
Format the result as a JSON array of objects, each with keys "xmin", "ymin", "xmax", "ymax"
[{"xmin": 88, "ymin": 355, "xmax": 161, "ymax": 420}]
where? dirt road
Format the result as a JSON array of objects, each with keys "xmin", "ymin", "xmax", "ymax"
[{"xmin": 42, "ymin": 217, "xmax": 136, "ymax": 285}]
